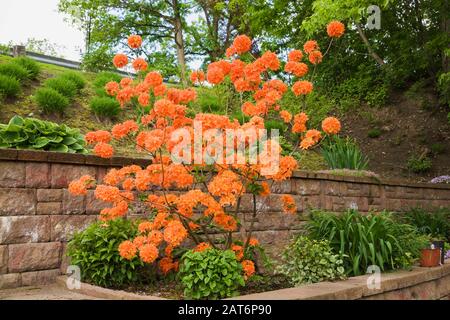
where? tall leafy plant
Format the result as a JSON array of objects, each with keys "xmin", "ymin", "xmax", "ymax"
[
  {"xmin": 321, "ymin": 135, "xmax": 369, "ymax": 170},
  {"xmin": 306, "ymin": 210, "xmax": 429, "ymax": 276}
]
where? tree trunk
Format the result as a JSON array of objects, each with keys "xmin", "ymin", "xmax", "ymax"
[
  {"xmin": 356, "ymin": 24, "xmax": 385, "ymax": 66},
  {"xmin": 173, "ymin": 0, "xmax": 187, "ymax": 86}
]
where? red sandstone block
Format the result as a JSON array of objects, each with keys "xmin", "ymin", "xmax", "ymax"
[
  {"xmin": 341, "ymin": 183, "xmax": 370, "ymax": 197},
  {"xmin": 0, "ymin": 188, "xmax": 36, "ymax": 216},
  {"xmin": 85, "ymin": 190, "xmax": 109, "ymax": 215},
  {"xmin": 62, "ymin": 189, "xmax": 85, "ymax": 215},
  {"xmin": 37, "ymin": 202, "xmax": 62, "ymax": 215},
  {"xmin": 0, "ymin": 161, "xmax": 25, "ymax": 187},
  {"xmin": 323, "ymin": 181, "xmax": 342, "ymax": 196},
  {"xmin": 0, "ymin": 149, "xmax": 18, "ymax": 160},
  {"xmin": 0, "ymin": 245, "xmax": 7, "ymax": 274},
  {"xmin": 96, "ymin": 166, "xmax": 108, "ymax": 183},
  {"xmin": 0, "ymin": 273, "xmax": 21, "ymax": 289},
  {"xmin": 50, "ymin": 215, "xmax": 97, "ymax": 241},
  {"xmin": 47, "ymin": 152, "xmax": 85, "ymax": 164},
  {"xmin": 21, "ymin": 269, "xmax": 61, "ymax": 286},
  {"xmin": 50, "ymin": 164, "xmax": 97, "ymax": 188},
  {"xmin": 302, "ymin": 195, "xmax": 321, "ymax": 211},
  {"xmin": 0, "ymin": 216, "xmax": 50, "ymax": 244},
  {"xmin": 270, "ymin": 180, "xmax": 292, "ymax": 194},
  {"xmin": 8, "ymin": 242, "xmax": 61, "ymax": 273},
  {"xmin": 25, "ymin": 162, "xmax": 50, "ymax": 188},
  {"xmin": 37, "ymin": 189, "xmax": 63, "ymax": 202},
  {"xmin": 17, "ymin": 150, "xmax": 48, "ymax": 162},
  {"xmin": 292, "ymin": 179, "xmax": 321, "ymax": 195}
]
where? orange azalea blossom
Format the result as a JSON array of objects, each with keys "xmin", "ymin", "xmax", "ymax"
[
  {"xmin": 288, "ymin": 49, "xmax": 303, "ymax": 62},
  {"xmin": 305, "ymin": 129, "xmax": 322, "ymax": 143},
  {"xmin": 266, "ymin": 156, "xmax": 298, "ymax": 181},
  {"xmin": 207, "ymin": 65, "xmax": 225, "ymax": 85},
  {"xmin": 147, "ymin": 230, "xmax": 164, "ymax": 246},
  {"xmin": 232, "ymin": 244, "xmax": 244, "ymax": 261},
  {"xmin": 194, "ymin": 242, "xmax": 211, "ymax": 252},
  {"xmin": 138, "ymin": 93, "xmax": 150, "ymax": 106},
  {"xmin": 292, "ymin": 80, "xmax": 313, "ymax": 96},
  {"xmin": 105, "ymin": 81, "xmax": 120, "ymax": 96},
  {"xmin": 260, "ymin": 181, "xmax": 270, "ymax": 196},
  {"xmin": 249, "ymin": 238, "xmax": 259, "ymax": 246},
  {"xmin": 139, "ymin": 243, "xmax": 159, "ymax": 263},
  {"xmin": 163, "ymin": 220, "xmax": 188, "ymax": 247},
  {"xmin": 281, "ymin": 195, "xmax": 297, "ymax": 214},
  {"xmin": 327, "ymin": 21, "xmax": 345, "ymax": 38},
  {"xmin": 119, "ymin": 240, "xmax": 137, "ymax": 260},
  {"xmin": 159, "ymin": 257, "xmax": 177, "ymax": 274},
  {"xmin": 280, "ymin": 110, "xmax": 292, "ymax": 123},
  {"xmin": 242, "ymin": 260, "xmax": 255, "ymax": 278},
  {"xmin": 93, "ymin": 142, "xmax": 114, "ymax": 158},
  {"xmin": 231, "ymin": 35, "xmax": 252, "ymax": 54},
  {"xmin": 292, "ymin": 112, "xmax": 309, "ymax": 133},
  {"xmin": 138, "ymin": 221, "xmax": 153, "ymax": 234},
  {"xmin": 308, "ymin": 51, "xmax": 323, "ymax": 65},
  {"xmin": 322, "ymin": 117, "xmax": 341, "ymax": 134},
  {"xmin": 133, "ymin": 236, "xmax": 147, "ymax": 249},
  {"xmin": 303, "ymin": 40, "xmax": 319, "ymax": 54},
  {"xmin": 300, "ymin": 137, "xmax": 316, "ymax": 150},
  {"xmin": 285, "ymin": 61, "xmax": 308, "ymax": 77},
  {"xmin": 190, "ymin": 70, "xmax": 205, "ymax": 84},
  {"xmin": 113, "ymin": 54, "xmax": 128, "ymax": 68},
  {"xmin": 132, "ymin": 58, "xmax": 148, "ymax": 72},
  {"xmin": 111, "ymin": 120, "xmax": 139, "ymax": 139},
  {"xmin": 128, "ymin": 35, "xmax": 143, "ymax": 49},
  {"xmin": 120, "ymin": 78, "xmax": 133, "ymax": 88},
  {"xmin": 85, "ymin": 130, "xmax": 111, "ymax": 144},
  {"xmin": 68, "ymin": 175, "xmax": 94, "ymax": 196},
  {"xmin": 144, "ymin": 71, "xmax": 163, "ymax": 87}
]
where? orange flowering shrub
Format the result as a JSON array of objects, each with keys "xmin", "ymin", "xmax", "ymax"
[{"xmin": 70, "ymin": 22, "xmax": 344, "ymax": 282}]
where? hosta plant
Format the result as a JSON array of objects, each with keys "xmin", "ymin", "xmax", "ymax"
[{"xmin": 0, "ymin": 115, "xmax": 88, "ymax": 153}]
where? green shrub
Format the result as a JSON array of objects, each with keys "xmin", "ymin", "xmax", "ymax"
[
  {"xmin": 0, "ymin": 115, "xmax": 88, "ymax": 153},
  {"xmin": 306, "ymin": 210, "xmax": 430, "ymax": 276},
  {"xmin": 67, "ymin": 219, "xmax": 145, "ymax": 288},
  {"xmin": 0, "ymin": 74, "xmax": 21, "ymax": 98},
  {"xmin": 93, "ymin": 71, "xmax": 122, "ymax": 89},
  {"xmin": 0, "ymin": 63, "xmax": 30, "ymax": 82},
  {"xmin": 321, "ymin": 136, "xmax": 369, "ymax": 170},
  {"xmin": 90, "ymin": 96, "xmax": 121, "ymax": 118},
  {"xmin": 437, "ymin": 72, "xmax": 450, "ymax": 108},
  {"xmin": 44, "ymin": 77, "xmax": 77, "ymax": 99},
  {"xmin": 367, "ymin": 128, "xmax": 381, "ymax": 139},
  {"xmin": 277, "ymin": 236, "xmax": 346, "ymax": 285},
  {"xmin": 34, "ymin": 87, "xmax": 69, "ymax": 114},
  {"xmin": 448, "ymin": 112, "xmax": 450, "ymax": 126},
  {"xmin": 198, "ymin": 91, "xmax": 224, "ymax": 113},
  {"xmin": 179, "ymin": 248, "xmax": 245, "ymax": 300},
  {"xmin": 12, "ymin": 56, "xmax": 40, "ymax": 79},
  {"xmin": 365, "ymin": 85, "xmax": 389, "ymax": 107},
  {"xmin": 407, "ymin": 154, "xmax": 432, "ymax": 173},
  {"xmin": 60, "ymin": 71, "xmax": 86, "ymax": 90},
  {"xmin": 265, "ymin": 119, "xmax": 287, "ymax": 132},
  {"xmin": 398, "ymin": 208, "xmax": 450, "ymax": 241}
]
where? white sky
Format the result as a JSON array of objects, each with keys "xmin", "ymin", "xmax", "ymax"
[{"xmin": 0, "ymin": 0, "xmax": 85, "ymax": 60}]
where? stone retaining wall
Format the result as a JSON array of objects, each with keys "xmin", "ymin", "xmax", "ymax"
[{"xmin": 1, "ymin": 149, "xmax": 450, "ymax": 289}]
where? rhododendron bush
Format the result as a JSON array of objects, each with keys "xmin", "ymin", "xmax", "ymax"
[{"xmin": 69, "ymin": 21, "xmax": 344, "ymax": 285}]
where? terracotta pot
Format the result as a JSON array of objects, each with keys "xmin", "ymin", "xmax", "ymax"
[{"xmin": 420, "ymin": 248, "xmax": 441, "ymax": 267}]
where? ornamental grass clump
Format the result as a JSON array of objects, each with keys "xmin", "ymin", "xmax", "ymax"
[{"xmin": 68, "ymin": 22, "xmax": 347, "ymax": 298}]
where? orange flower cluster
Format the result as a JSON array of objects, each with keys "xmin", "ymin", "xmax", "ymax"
[
  {"xmin": 281, "ymin": 195, "xmax": 297, "ymax": 214},
  {"xmin": 128, "ymin": 35, "xmax": 143, "ymax": 49},
  {"xmin": 113, "ymin": 54, "xmax": 128, "ymax": 68},
  {"xmin": 190, "ymin": 70, "xmax": 205, "ymax": 84},
  {"xmin": 226, "ymin": 35, "xmax": 252, "ymax": 56},
  {"xmin": 322, "ymin": 117, "xmax": 341, "ymax": 135},
  {"xmin": 194, "ymin": 242, "xmax": 211, "ymax": 252},
  {"xmin": 242, "ymin": 260, "xmax": 255, "ymax": 278},
  {"xmin": 327, "ymin": 21, "xmax": 345, "ymax": 38},
  {"xmin": 68, "ymin": 175, "xmax": 94, "ymax": 196}
]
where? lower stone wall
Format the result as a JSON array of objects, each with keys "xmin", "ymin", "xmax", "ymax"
[{"xmin": 1, "ymin": 149, "xmax": 450, "ymax": 289}]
